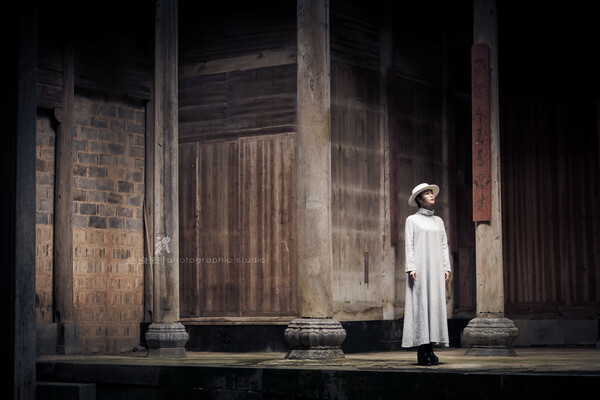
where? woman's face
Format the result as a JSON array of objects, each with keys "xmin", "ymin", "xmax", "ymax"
[{"xmin": 418, "ymin": 189, "xmax": 435, "ymax": 209}]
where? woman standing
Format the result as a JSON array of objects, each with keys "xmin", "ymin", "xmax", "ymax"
[{"xmin": 402, "ymin": 183, "xmax": 451, "ymax": 366}]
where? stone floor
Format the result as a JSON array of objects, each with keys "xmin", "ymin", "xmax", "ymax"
[
  {"xmin": 38, "ymin": 346, "xmax": 600, "ymax": 373},
  {"xmin": 36, "ymin": 347, "xmax": 600, "ymax": 399}
]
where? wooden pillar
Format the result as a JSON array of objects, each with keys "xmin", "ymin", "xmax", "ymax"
[
  {"xmin": 4, "ymin": 0, "xmax": 37, "ymax": 396},
  {"xmin": 143, "ymin": 97, "xmax": 155, "ymax": 325},
  {"xmin": 380, "ymin": 0, "xmax": 396, "ymax": 320},
  {"xmin": 463, "ymin": 0, "xmax": 518, "ymax": 356},
  {"xmin": 284, "ymin": 0, "xmax": 346, "ymax": 359},
  {"xmin": 52, "ymin": 38, "xmax": 82, "ymax": 355},
  {"xmin": 145, "ymin": 0, "xmax": 189, "ymax": 357}
]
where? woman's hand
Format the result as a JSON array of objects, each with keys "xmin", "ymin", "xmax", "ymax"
[
  {"xmin": 444, "ymin": 271, "xmax": 450, "ymax": 281},
  {"xmin": 409, "ymin": 271, "xmax": 417, "ymax": 281}
]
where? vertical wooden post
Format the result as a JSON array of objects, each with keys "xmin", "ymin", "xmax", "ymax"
[
  {"xmin": 145, "ymin": 0, "xmax": 189, "ymax": 357},
  {"xmin": 52, "ymin": 38, "xmax": 82, "ymax": 354},
  {"xmin": 463, "ymin": 0, "xmax": 518, "ymax": 356},
  {"xmin": 143, "ymin": 97, "xmax": 155, "ymax": 325},
  {"xmin": 380, "ymin": 0, "xmax": 396, "ymax": 320},
  {"xmin": 6, "ymin": 0, "xmax": 37, "ymax": 395},
  {"xmin": 284, "ymin": 0, "xmax": 346, "ymax": 359}
]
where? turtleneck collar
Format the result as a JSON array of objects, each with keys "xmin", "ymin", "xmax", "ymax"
[{"xmin": 418, "ymin": 207, "xmax": 434, "ymax": 216}]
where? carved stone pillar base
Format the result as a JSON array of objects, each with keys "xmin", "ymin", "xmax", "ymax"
[
  {"xmin": 463, "ymin": 317, "xmax": 519, "ymax": 356},
  {"xmin": 56, "ymin": 322, "xmax": 82, "ymax": 355},
  {"xmin": 145, "ymin": 322, "xmax": 189, "ymax": 357},
  {"xmin": 284, "ymin": 318, "xmax": 346, "ymax": 359}
]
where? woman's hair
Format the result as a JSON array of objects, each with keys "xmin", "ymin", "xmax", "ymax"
[{"xmin": 415, "ymin": 192, "xmax": 422, "ymax": 208}]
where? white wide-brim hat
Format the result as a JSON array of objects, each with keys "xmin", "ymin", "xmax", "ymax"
[{"xmin": 408, "ymin": 183, "xmax": 440, "ymax": 207}]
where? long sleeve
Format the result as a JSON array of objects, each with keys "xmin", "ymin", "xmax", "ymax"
[
  {"xmin": 440, "ymin": 219, "xmax": 451, "ymax": 272},
  {"xmin": 405, "ymin": 217, "xmax": 416, "ymax": 272}
]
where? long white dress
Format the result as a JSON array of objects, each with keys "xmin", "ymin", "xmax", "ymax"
[{"xmin": 401, "ymin": 207, "xmax": 451, "ymax": 348}]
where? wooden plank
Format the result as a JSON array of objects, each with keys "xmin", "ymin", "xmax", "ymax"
[
  {"xmin": 227, "ymin": 65, "xmax": 297, "ymax": 132},
  {"xmin": 239, "ymin": 135, "xmax": 297, "ymax": 316},
  {"xmin": 179, "ymin": 1, "xmax": 295, "ymax": 66},
  {"xmin": 330, "ymin": 0, "xmax": 381, "ymax": 70},
  {"xmin": 331, "ymin": 62, "xmax": 382, "ymax": 305},
  {"xmin": 178, "ymin": 142, "xmax": 198, "ymax": 317},
  {"xmin": 196, "ymin": 140, "xmax": 239, "ymax": 316},
  {"xmin": 471, "ymin": 43, "xmax": 491, "ymax": 221},
  {"xmin": 179, "ymin": 49, "xmax": 295, "ymax": 78},
  {"xmin": 502, "ymin": 94, "xmax": 600, "ymax": 318},
  {"xmin": 178, "ymin": 65, "xmax": 296, "ymax": 141}
]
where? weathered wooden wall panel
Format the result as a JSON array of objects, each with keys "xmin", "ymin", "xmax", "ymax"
[
  {"xmin": 331, "ymin": 0, "xmax": 381, "ymax": 69},
  {"xmin": 178, "ymin": 136, "xmax": 296, "ymax": 318},
  {"xmin": 179, "ymin": 142, "xmax": 199, "ymax": 317},
  {"xmin": 179, "ymin": 65, "xmax": 297, "ymax": 141},
  {"xmin": 390, "ymin": 77, "xmax": 447, "ymax": 314},
  {"xmin": 329, "ymin": 0, "xmax": 400, "ymax": 321},
  {"xmin": 179, "ymin": 0, "xmax": 297, "ymax": 143},
  {"xmin": 502, "ymin": 94, "xmax": 600, "ymax": 318},
  {"xmin": 195, "ymin": 140, "xmax": 240, "ymax": 317},
  {"xmin": 178, "ymin": 0, "xmax": 297, "ymax": 320},
  {"xmin": 331, "ymin": 63, "xmax": 383, "ymax": 319},
  {"xmin": 37, "ymin": 38, "xmax": 63, "ymax": 109},
  {"xmin": 227, "ymin": 66, "xmax": 297, "ymax": 133},
  {"xmin": 239, "ymin": 135, "xmax": 297, "ymax": 316},
  {"xmin": 179, "ymin": 1, "xmax": 296, "ymax": 66}
]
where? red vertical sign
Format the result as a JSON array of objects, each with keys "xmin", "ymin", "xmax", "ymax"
[{"xmin": 471, "ymin": 43, "xmax": 491, "ymax": 221}]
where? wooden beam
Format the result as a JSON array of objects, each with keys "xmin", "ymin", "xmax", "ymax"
[{"xmin": 52, "ymin": 40, "xmax": 75, "ymax": 324}]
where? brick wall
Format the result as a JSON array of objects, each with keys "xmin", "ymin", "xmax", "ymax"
[
  {"xmin": 35, "ymin": 96, "xmax": 146, "ymax": 354},
  {"xmin": 72, "ymin": 96, "xmax": 145, "ymax": 354}
]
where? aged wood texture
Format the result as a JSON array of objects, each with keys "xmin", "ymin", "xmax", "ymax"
[
  {"xmin": 37, "ymin": 37, "xmax": 62, "ymax": 109},
  {"xmin": 240, "ymin": 136, "xmax": 297, "ymax": 315},
  {"xmin": 473, "ymin": 0, "xmax": 504, "ymax": 317},
  {"xmin": 53, "ymin": 41, "xmax": 74, "ymax": 323},
  {"xmin": 152, "ymin": 0, "xmax": 180, "ymax": 324},
  {"xmin": 471, "ymin": 43, "xmax": 491, "ymax": 221},
  {"xmin": 177, "ymin": 1, "xmax": 298, "ymax": 319},
  {"xmin": 295, "ymin": 0, "xmax": 333, "ymax": 318},
  {"xmin": 379, "ymin": 0, "xmax": 396, "ymax": 320},
  {"xmin": 390, "ymin": 77, "xmax": 446, "ymax": 314},
  {"xmin": 178, "ymin": 136, "xmax": 297, "ymax": 317},
  {"xmin": 9, "ymin": 0, "xmax": 37, "ymax": 394},
  {"xmin": 143, "ymin": 100, "xmax": 155, "ymax": 322},
  {"xmin": 178, "ymin": 1, "xmax": 296, "ymax": 142},
  {"xmin": 178, "ymin": 142, "xmax": 198, "ymax": 317},
  {"xmin": 179, "ymin": 1, "xmax": 295, "ymax": 66},
  {"xmin": 502, "ymin": 95, "xmax": 600, "ymax": 318},
  {"xmin": 331, "ymin": 63, "xmax": 385, "ymax": 320},
  {"xmin": 330, "ymin": 0, "xmax": 380, "ymax": 70},
  {"xmin": 179, "ymin": 65, "xmax": 296, "ymax": 142}
]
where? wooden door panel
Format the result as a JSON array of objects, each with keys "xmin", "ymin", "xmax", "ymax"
[
  {"xmin": 239, "ymin": 135, "xmax": 296, "ymax": 316},
  {"xmin": 179, "ymin": 135, "xmax": 296, "ymax": 318}
]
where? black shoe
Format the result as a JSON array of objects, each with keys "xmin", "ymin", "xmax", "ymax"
[
  {"xmin": 417, "ymin": 345, "xmax": 432, "ymax": 366},
  {"xmin": 427, "ymin": 343, "xmax": 439, "ymax": 365}
]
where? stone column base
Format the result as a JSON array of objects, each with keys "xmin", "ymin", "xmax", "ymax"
[
  {"xmin": 145, "ymin": 322, "xmax": 189, "ymax": 357},
  {"xmin": 56, "ymin": 322, "xmax": 83, "ymax": 355},
  {"xmin": 463, "ymin": 317, "xmax": 518, "ymax": 356},
  {"xmin": 284, "ymin": 318, "xmax": 346, "ymax": 359}
]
